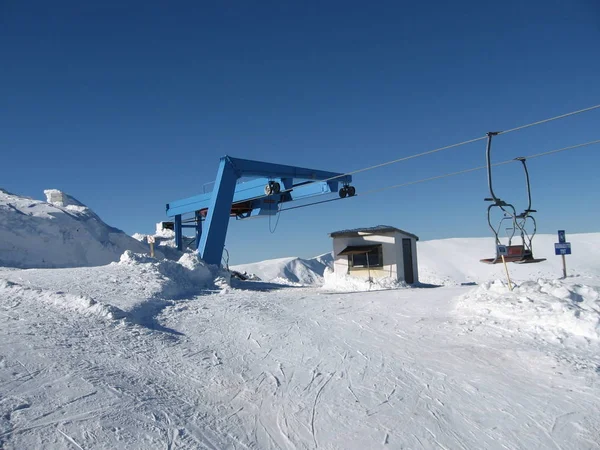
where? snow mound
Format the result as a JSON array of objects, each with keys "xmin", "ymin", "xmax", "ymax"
[
  {"xmin": 132, "ymin": 222, "xmax": 189, "ymax": 261},
  {"xmin": 117, "ymin": 250, "xmax": 226, "ymax": 298},
  {"xmin": 0, "ymin": 279, "xmax": 125, "ymax": 320},
  {"xmin": 322, "ymin": 267, "xmax": 408, "ymax": 292},
  {"xmin": 0, "ymin": 251, "xmax": 229, "ymax": 324},
  {"xmin": 457, "ymin": 279, "xmax": 600, "ymax": 340},
  {"xmin": 0, "ymin": 189, "xmax": 152, "ymax": 268},
  {"xmin": 231, "ymin": 253, "xmax": 333, "ymax": 285}
]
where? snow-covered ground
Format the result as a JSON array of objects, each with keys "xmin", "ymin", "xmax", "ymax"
[
  {"xmin": 1, "ymin": 192, "xmax": 599, "ymax": 449},
  {"xmin": 1, "ymin": 270, "xmax": 599, "ymax": 449}
]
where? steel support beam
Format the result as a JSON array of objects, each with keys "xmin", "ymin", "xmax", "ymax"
[
  {"xmin": 195, "ymin": 211, "xmax": 202, "ymax": 250},
  {"xmin": 225, "ymin": 157, "xmax": 352, "ymax": 183},
  {"xmin": 166, "ymin": 155, "xmax": 353, "ymax": 267},
  {"xmin": 174, "ymin": 215, "xmax": 182, "ymax": 251},
  {"xmin": 199, "ymin": 157, "xmax": 238, "ymax": 265}
]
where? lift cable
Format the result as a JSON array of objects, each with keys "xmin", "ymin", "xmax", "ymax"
[
  {"xmin": 334, "ymin": 103, "xmax": 600, "ymax": 183},
  {"xmin": 357, "ymin": 138, "xmax": 600, "ymax": 198},
  {"xmin": 277, "ymin": 138, "xmax": 600, "ymax": 213},
  {"xmin": 233, "ymin": 103, "xmax": 600, "ymax": 205},
  {"xmin": 176, "ymin": 104, "xmax": 600, "ymax": 222},
  {"xmin": 497, "ymin": 104, "xmax": 600, "ymax": 135}
]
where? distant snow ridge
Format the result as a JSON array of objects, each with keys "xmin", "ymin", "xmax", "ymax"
[
  {"xmin": 234, "ymin": 251, "xmax": 409, "ymax": 291},
  {"xmin": 458, "ymin": 279, "xmax": 600, "ymax": 340},
  {"xmin": 231, "ymin": 252, "xmax": 333, "ymax": 285},
  {"xmin": 0, "ymin": 189, "xmax": 150, "ymax": 268}
]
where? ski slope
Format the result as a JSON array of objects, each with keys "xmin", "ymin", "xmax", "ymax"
[
  {"xmin": 0, "ymin": 192, "xmax": 599, "ymax": 449},
  {"xmin": 1, "ymin": 271, "xmax": 599, "ymax": 449}
]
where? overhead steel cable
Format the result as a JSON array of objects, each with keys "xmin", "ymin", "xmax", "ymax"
[
  {"xmin": 277, "ymin": 138, "xmax": 600, "ymax": 213},
  {"xmin": 497, "ymin": 104, "xmax": 600, "ymax": 135},
  {"xmin": 359, "ymin": 139, "xmax": 600, "ymax": 197},
  {"xmin": 181, "ymin": 104, "xmax": 600, "ymax": 217},
  {"xmin": 231, "ymin": 103, "xmax": 600, "ymax": 205}
]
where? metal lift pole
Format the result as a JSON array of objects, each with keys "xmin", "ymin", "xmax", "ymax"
[
  {"xmin": 195, "ymin": 210, "xmax": 202, "ymax": 251},
  {"xmin": 199, "ymin": 157, "xmax": 239, "ymax": 265},
  {"xmin": 174, "ymin": 214, "xmax": 182, "ymax": 251},
  {"xmin": 485, "ymin": 131, "xmax": 501, "ymax": 203}
]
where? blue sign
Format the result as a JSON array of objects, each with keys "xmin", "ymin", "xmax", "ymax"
[
  {"xmin": 558, "ymin": 230, "xmax": 566, "ymax": 244},
  {"xmin": 554, "ymin": 242, "xmax": 571, "ymax": 255}
]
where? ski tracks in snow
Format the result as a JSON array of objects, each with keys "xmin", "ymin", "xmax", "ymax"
[{"xmin": 2, "ymin": 277, "xmax": 600, "ymax": 449}]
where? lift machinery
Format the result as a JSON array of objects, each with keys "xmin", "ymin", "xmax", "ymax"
[{"xmin": 166, "ymin": 156, "xmax": 354, "ymax": 266}]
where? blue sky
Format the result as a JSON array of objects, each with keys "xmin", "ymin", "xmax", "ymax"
[{"xmin": 2, "ymin": 1, "xmax": 600, "ymax": 264}]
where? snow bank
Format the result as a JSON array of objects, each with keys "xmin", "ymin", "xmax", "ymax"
[
  {"xmin": 457, "ymin": 279, "xmax": 600, "ymax": 340},
  {"xmin": 0, "ymin": 189, "xmax": 151, "ymax": 268},
  {"xmin": 132, "ymin": 222, "xmax": 191, "ymax": 261},
  {"xmin": 0, "ymin": 279, "xmax": 125, "ymax": 320},
  {"xmin": 117, "ymin": 250, "xmax": 226, "ymax": 298},
  {"xmin": 322, "ymin": 267, "xmax": 408, "ymax": 292},
  {"xmin": 231, "ymin": 252, "xmax": 333, "ymax": 285},
  {"xmin": 0, "ymin": 251, "xmax": 229, "ymax": 323}
]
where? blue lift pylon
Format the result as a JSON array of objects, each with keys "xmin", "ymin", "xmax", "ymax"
[{"xmin": 165, "ymin": 156, "xmax": 354, "ymax": 266}]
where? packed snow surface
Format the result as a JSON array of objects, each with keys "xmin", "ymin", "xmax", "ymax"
[
  {"xmin": 1, "ymin": 198, "xmax": 600, "ymax": 449},
  {"xmin": 1, "ymin": 268, "xmax": 599, "ymax": 449},
  {"xmin": 0, "ymin": 189, "xmax": 152, "ymax": 268},
  {"xmin": 322, "ymin": 267, "xmax": 408, "ymax": 292}
]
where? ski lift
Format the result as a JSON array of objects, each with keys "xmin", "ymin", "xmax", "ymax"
[{"xmin": 480, "ymin": 132, "xmax": 546, "ymax": 264}]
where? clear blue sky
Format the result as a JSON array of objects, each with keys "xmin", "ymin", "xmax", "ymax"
[{"xmin": 2, "ymin": 1, "xmax": 600, "ymax": 264}]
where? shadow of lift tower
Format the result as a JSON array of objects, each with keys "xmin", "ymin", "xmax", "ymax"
[{"xmin": 165, "ymin": 156, "xmax": 354, "ymax": 266}]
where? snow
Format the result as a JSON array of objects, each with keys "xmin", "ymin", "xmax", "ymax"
[
  {"xmin": 0, "ymin": 189, "xmax": 153, "ymax": 268},
  {"xmin": 2, "ymin": 274, "xmax": 599, "ymax": 449},
  {"xmin": 417, "ymin": 233, "xmax": 600, "ymax": 286},
  {"xmin": 322, "ymin": 266, "xmax": 408, "ymax": 291},
  {"xmin": 1, "ymin": 193, "xmax": 600, "ymax": 449},
  {"xmin": 0, "ymin": 279, "xmax": 124, "ymax": 320},
  {"xmin": 231, "ymin": 253, "xmax": 333, "ymax": 285},
  {"xmin": 457, "ymin": 278, "xmax": 600, "ymax": 341},
  {"xmin": 232, "ymin": 233, "xmax": 600, "ymax": 289}
]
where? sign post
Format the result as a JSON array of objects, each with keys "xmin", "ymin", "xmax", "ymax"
[
  {"xmin": 147, "ymin": 235, "xmax": 156, "ymax": 258},
  {"xmin": 497, "ymin": 245, "xmax": 513, "ymax": 291},
  {"xmin": 554, "ymin": 230, "xmax": 571, "ymax": 279}
]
